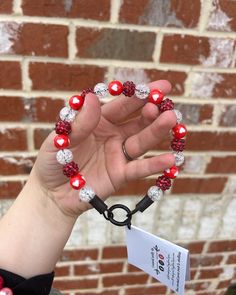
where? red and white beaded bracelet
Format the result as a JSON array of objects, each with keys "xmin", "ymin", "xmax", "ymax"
[
  {"xmin": 0, "ymin": 276, "xmax": 13, "ymax": 295},
  {"xmin": 54, "ymin": 80, "xmax": 187, "ymax": 227}
]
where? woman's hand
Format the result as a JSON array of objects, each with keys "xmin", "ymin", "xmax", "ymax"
[{"xmin": 32, "ymin": 80, "xmax": 177, "ymax": 218}]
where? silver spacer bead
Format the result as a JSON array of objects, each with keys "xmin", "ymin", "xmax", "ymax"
[
  {"xmin": 173, "ymin": 152, "xmax": 185, "ymax": 166},
  {"xmin": 147, "ymin": 186, "xmax": 164, "ymax": 202},
  {"xmin": 79, "ymin": 185, "xmax": 96, "ymax": 202},
  {"xmin": 56, "ymin": 149, "xmax": 73, "ymax": 165},
  {"xmin": 135, "ymin": 84, "xmax": 150, "ymax": 99},
  {"xmin": 94, "ymin": 83, "xmax": 108, "ymax": 97},
  {"xmin": 60, "ymin": 106, "xmax": 76, "ymax": 122},
  {"xmin": 173, "ymin": 109, "xmax": 183, "ymax": 124}
]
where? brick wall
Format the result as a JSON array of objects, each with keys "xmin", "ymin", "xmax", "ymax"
[{"xmin": 0, "ymin": 0, "xmax": 236, "ymax": 294}]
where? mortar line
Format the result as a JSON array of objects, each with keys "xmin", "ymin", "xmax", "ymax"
[{"xmin": 110, "ymin": 0, "xmax": 122, "ymax": 24}]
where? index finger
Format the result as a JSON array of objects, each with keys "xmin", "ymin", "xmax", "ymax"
[{"xmin": 101, "ymin": 80, "xmax": 172, "ymax": 124}]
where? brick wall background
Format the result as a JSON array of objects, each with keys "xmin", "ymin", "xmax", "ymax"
[{"xmin": 0, "ymin": 0, "xmax": 236, "ymax": 294}]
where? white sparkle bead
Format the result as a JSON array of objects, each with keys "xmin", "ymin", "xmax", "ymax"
[
  {"xmin": 60, "ymin": 107, "xmax": 76, "ymax": 122},
  {"xmin": 79, "ymin": 185, "xmax": 95, "ymax": 202},
  {"xmin": 94, "ymin": 83, "xmax": 108, "ymax": 97},
  {"xmin": 147, "ymin": 186, "xmax": 163, "ymax": 202},
  {"xmin": 173, "ymin": 152, "xmax": 185, "ymax": 166},
  {"xmin": 56, "ymin": 149, "xmax": 73, "ymax": 165},
  {"xmin": 135, "ymin": 84, "xmax": 150, "ymax": 99},
  {"xmin": 173, "ymin": 109, "xmax": 183, "ymax": 123}
]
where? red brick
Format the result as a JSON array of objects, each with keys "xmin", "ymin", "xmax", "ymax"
[
  {"xmin": 29, "ymin": 62, "xmax": 107, "ymax": 91},
  {"xmin": 55, "ymin": 265, "xmax": 70, "ymax": 277},
  {"xmin": 190, "ymin": 254, "xmax": 223, "ymax": 267},
  {"xmin": 75, "ymin": 291, "xmax": 119, "ymax": 295},
  {"xmin": 145, "ymin": 69, "xmax": 187, "ymax": 95},
  {"xmin": 124, "ymin": 285, "xmax": 167, "ymax": 295},
  {"xmin": 0, "ymin": 0, "xmax": 13, "ymax": 13},
  {"xmin": 172, "ymin": 177, "xmax": 227, "ymax": 194},
  {"xmin": 102, "ymin": 246, "xmax": 127, "ymax": 259},
  {"xmin": 226, "ymin": 254, "xmax": 236, "ymax": 264},
  {"xmin": 208, "ymin": 0, "xmax": 236, "ymax": 32},
  {"xmin": 74, "ymin": 262, "xmax": 123, "ymax": 275},
  {"xmin": 0, "ymin": 97, "xmax": 26, "ymax": 121},
  {"xmin": 185, "ymin": 281, "xmax": 212, "ymax": 291},
  {"xmin": 29, "ymin": 97, "xmax": 64, "ymax": 122},
  {"xmin": 176, "ymin": 103, "xmax": 213, "ymax": 125},
  {"xmin": 102, "ymin": 273, "xmax": 148, "ymax": 287},
  {"xmin": 61, "ymin": 249, "xmax": 99, "ymax": 261},
  {"xmin": 206, "ymin": 156, "xmax": 236, "ymax": 174},
  {"xmin": 0, "ymin": 181, "xmax": 24, "ymax": 199},
  {"xmin": 198, "ymin": 267, "xmax": 223, "ymax": 279},
  {"xmin": 180, "ymin": 241, "xmax": 205, "ymax": 254},
  {"xmin": 127, "ymin": 264, "xmax": 142, "ymax": 273},
  {"xmin": 160, "ymin": 35, "xmax": 210, "ymax": 65},
  {"xmin": 0, "ymin": 156, "xmax": 35, "ymax": 175},
  {"xmin": 0, "ymin": 128, "xmax": 27, "ymax": 151},
  {"xmin": 53, "ymin": 278, "xmax": 98, "ymax": 290},
  {"xmin": 22, "ymin": 0, "xmax": 110, "ymax": 20},
  {"xmin": 0, "ymin": 61, "xmax": 21, "ymax": 89},
  {"xmin": 212, "ymin": 73, "xmax": 236, "ymax": 98},
  {"xmin": 34, "ymin": 128, "xmax": 51, "ymax": 150},
  {"xmin": 217, "ymin": 279, "xmax": 232, "ymax": 289},
  {"xmin": 219, "ymin": 105, "xmax": 236, "ymax": 126},
  {"xmin": 115, "ymin": 179, "xmax": 157, "ymax": 196},
  {"xmin": 76, "ymin": 27, "xmax": 156, "ymax": 61},
  {"xmin": 119, "ymin": 0, "xmax": 201, "ymax": 28},
  {"xmin": 208, "ymin": 240, "xmax": 236, "ymax": 253},
  {"xmin": 12, "ymin": 23, "xmax": 68, "ymax": 57}
]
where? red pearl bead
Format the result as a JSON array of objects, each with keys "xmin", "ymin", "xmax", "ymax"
[
  {"xmin": 69, "ymin": 95, "xmax": 85, "ymax": 110},
  {"xmin": 148, "ymin": 89, "xmax": 164, "ymax": 105},
  {"xmin": 172, "ymin": 124, "xmax": 187, "ymax": 139},
  {"xmin": 108, "ymin": 80, "xmax": 123, "ymax": 96},
  {"xmin": 0, "ymin": 275, "xmax": 4, "ymax": 289},
  {"xmin": 70, "ymin": 174, "xmax": 86, "ymax": 190},
  {"xmin": 0, "ymin": 288, "xmax": 13, "ymax": 295},
  {"xmin": 54, "ymin": 134, "xmax": 70, "ymax": 149},
  {"xmin": 164, "ymin": 166, "xmax": 179, "ymax": 179}
]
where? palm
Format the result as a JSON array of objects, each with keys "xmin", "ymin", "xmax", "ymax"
[{"xmin": 32, "ymin": 80, "xmax": 176, "ymax": 216}]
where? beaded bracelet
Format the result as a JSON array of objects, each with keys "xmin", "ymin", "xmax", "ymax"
[
  {"xmin": 0, "ymin": 276, "xmax": 13, "ymax": 295},
  {"xmin": 54, "ymin": 80, "xmax": 186, "ymax": 228}
]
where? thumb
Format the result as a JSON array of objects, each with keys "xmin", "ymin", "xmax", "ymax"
[{"xmin": 70, "ymin": 93, "xmax": 101, "ymax": 147}]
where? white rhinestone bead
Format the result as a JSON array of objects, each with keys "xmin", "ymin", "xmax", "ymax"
[
  {"xmin": 79, "ymin": 185, "xmax": 95, "ymax": 202},
  {"xmin": 173, "ymin": 109, "xmax": 183, "ymax": 123},
  {"xmin": 147, "ymin": 186, "xmax": 163, "ymax": 202},
  {"xmin": 56, "ymin": 149, "xmax": 73, "ymax": 165},
  {"xmin": 60, "ymin": 107, "xmax": 76, "ymax": 122},
  {"xmin": 135, "ymin": 84, "xmax": 150, "ymax": 99},
  {"xmin": 94, "ymin": 83, "xmax": 108, "ymax": 97},
  {"xmin": 173, "ymin": 152, "xmax": 185, "ymax": 166}
]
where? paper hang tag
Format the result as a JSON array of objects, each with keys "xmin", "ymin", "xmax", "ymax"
[{"xmin": 125, "ymin": 226, "xmax": 190, "ymax": 295}]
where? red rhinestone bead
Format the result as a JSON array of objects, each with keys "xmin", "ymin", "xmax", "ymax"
[
  {"xmin": 0, "ymin": 288, "xmax": 13, "ymax": 295},
  {"xmin": 148, "ymin": 88, "xmax": 164, "ymax": 105},
  {"xmin": 54, "ymin": 134, "xmax": 70, "ymax": 149},
  {"xmin": 158, "ymin": 98, "xmax": 174, "ymax": 113},
  {"xmin": 171, "ymin": 138, "xmax": 185, "ymax": 152},
  {"xmin": 122, "ymin": 81, "xmax": 136, "ymax": 97},
  {"xmin": 63, "ymin": 161, "xmax": 79, "ymax": 178},
  {"xmin": 70, "ymin": 173, "xmax": 86, "ymax": 190},
  {"xmin": 69, "ymin": 95, "xmax": 84, "ymax": 110},
  {"xmin": 55, "ymin": 120, "xmax": 72, "ymax": 135},
  {"xmin": 156, "ymin": 175, "xmax": 171, "ymax": 191},
  {"xmin": 172, "ymin": 124, "xmax": 187, "ymax": 139},
  {"xmin": 164, "ymin": 166, "xmax": 179, "ymax": 179},
  {"xmin": 81, "ymin": 87, "xmax": 94, "ymax": 98},
  {"xmin": 108, "ymin": 80, "xmax": 123, "ymax": 96},
  {"xmin": 0, "ymin": 275, "xmax": 4, "ymax": 289}
]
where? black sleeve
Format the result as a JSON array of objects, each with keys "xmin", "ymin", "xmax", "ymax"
[{"xmin": 0, "ymin": 269, "xmax": 54, "ymax": 295}]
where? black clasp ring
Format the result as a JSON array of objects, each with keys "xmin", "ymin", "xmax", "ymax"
[{"xmin": 103, "ymin": 204, "xmax": 132, "ymax": 229}]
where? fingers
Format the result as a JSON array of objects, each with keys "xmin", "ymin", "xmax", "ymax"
[
  {"xmin": 120, "ymin": 102, "xmax": 159, "ymax": 137},
  {"xmin": 102, "ymin": 80, "xmax": 171, "ymax": 124},
  {"xmin": 69, "ymin": 93, "xmax": 101, "ymax": 147},
  {"xmin": 124, "ymin": 110, "xmax": 176, "ymax": 159},
  {"xmin": 125, "ymin": 153, "xmax": 175, "ymax": 182}
]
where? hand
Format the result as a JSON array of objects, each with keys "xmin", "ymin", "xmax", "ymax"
[{"xmin": 31, "ymin": 80, "xmax": 177, "ymax": 218}]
